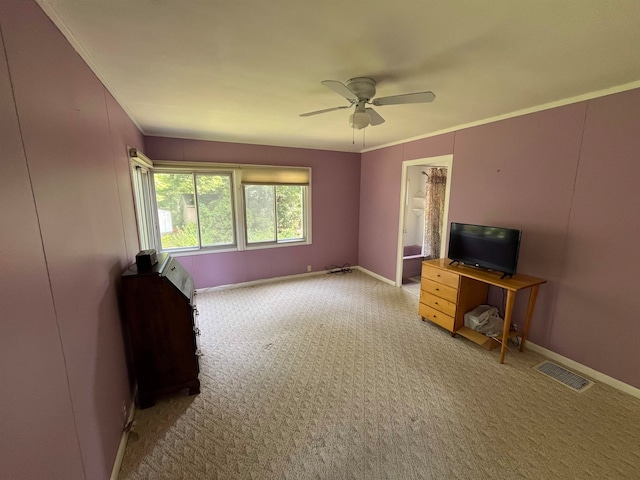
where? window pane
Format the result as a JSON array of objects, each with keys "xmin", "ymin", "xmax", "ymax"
[
  {"xmin": 131, "ymin": 165, "xmax": 153, "ymax": 250},
  {"xmin": 244, "ymin": 185, "xmax": 276, "ymax": 243},
  {"xmin": 154, "ymin": 173, "xmax": 198, "ymax": 249},
  {"xmin": 196, "ymin": 174, "xmax": 235, "ymax": 247},
  {"xmin": 276, "ymin": 185, "xmax": 304, "ymax": 241}
]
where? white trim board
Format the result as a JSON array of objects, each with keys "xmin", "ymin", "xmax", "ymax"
[
  {"xmin": 196, "ymin": 266, "xmax": 396, "ymax": 294},
  {"xmin": 37, "ymin": 0, "xmax": 144, "ymax": 133},
  {"xmin": 197, "ymin": 269, "xmax": 333, "ymax": 293},
  {"xmin": 362, "ymin": 79, "xmax": 640, "ymax": 153},
  {"xmin": 110, "ymin": 393, "xmax": 137, "ymax": 480},
  {"xmin": 355, "ymin": 266, "xmax": 396, "ymax": 286},
  {"xmin": 395, "ymin": 155, "xmax": 453, "ymax": 287},
  {"xmin": 33, "ymin": 0, "xmax": 640, "ymax": 155},
  {"xmin": 526, "ymin": 342, "xmax": 640, "ymax": 400}
]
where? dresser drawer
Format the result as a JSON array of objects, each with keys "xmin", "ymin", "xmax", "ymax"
[
  {"xmin": 421, "ymin": 264, "xmax": 460, "ymax": 289},
  {"xmin": 421, "ymin": 293, "xmax": 456, "ymax": 317},
  {"xmin": 419, "ymin": 303, "xmax": 455, "ymax": 332},
  {"xmin": 420, "ymin": 278, "xmax": 458, "ymax": 304}
]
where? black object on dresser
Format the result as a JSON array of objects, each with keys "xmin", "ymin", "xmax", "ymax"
[{"xmin": 121, "ymin": 253, "xmax": 200, "ymax": 408}]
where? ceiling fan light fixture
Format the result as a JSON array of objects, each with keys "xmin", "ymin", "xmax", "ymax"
[{"xmin": 349, "ymin": 111, "xmax": 370, "ymax": 130}]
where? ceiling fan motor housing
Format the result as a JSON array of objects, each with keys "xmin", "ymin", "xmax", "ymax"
[{"xmin": 346, "ymin": 77, "xmax": 376, "ymax": 101}]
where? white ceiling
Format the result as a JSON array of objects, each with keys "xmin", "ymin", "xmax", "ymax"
[{"xmin": 39, "ymin": 0, "xmax": 640, "ymax": 153}]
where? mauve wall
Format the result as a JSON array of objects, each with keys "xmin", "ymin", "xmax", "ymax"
[
  {"xmin": 359, "ymin": 90, "xmax": 640, "ymax": 388},
  {"xmin": 358, "ymin": 135, "xmax": 454, "ymax": 280},
  {"xmin": 2, "ymin": 7, "xmax": 638, "ymax": 480},
  {"xmin": 449, "ymin": 103, "xmax": 586, "ymax": 349},
  {"xmin": 549, "ymin": 91, "xmax": 640, "ymax": 384},
  {"xmin": 0, "ymin": 25, "xmax": 84, "ymax": 480},
  {"xmin": 144, "ymin": 137, "xmax": 361, "ymax": 288},
  {"xmin": 0, "ymin": 1, "xmax": 144, "ymax": 478}
]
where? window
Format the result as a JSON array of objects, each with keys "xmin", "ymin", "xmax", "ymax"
[
  {"xmin": 244, "ymin": 184, "xmax": 305, "ymax": 244},
  {"xmin": 129, "ymin": 150, "xmax": 311, "ymax": 254},
  {"xmin": 153, "ymin": 172, "xmax": 235, "ymax": 250},
  {"xmin": 130, "ymin": 153, "xmax": 157, "ymax": 251}
]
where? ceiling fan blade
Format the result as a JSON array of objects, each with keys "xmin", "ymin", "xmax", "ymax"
[
  {"xmin": 299, "ymin": 105, "xmax": 350, "ymax": 117},
  {"xmin": 366, "ymin": 107, "xmax": 385, "ymax": 126},
  {"xmin": 321, "ymin": 80, "xmax": 358, "ymax": 102},
  {"xmin": 372, "ymin": 91, "xmax": 436, "ymax": 106}
]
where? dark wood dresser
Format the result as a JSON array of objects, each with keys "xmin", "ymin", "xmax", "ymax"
[{"xmin": 121, "ymin": 253, "xmax": 200, "ymax": 408}]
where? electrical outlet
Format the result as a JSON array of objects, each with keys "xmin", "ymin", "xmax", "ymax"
[{"xmin": 307, "ymin": 265, "xmax": 312, "ymax": 272}]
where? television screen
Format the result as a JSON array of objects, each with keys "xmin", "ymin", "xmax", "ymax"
[{"xmin": 447, "ymin": 222, "xmax": 522, "ymax": 276}]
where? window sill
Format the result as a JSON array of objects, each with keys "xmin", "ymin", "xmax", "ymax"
[
  {"xmin": 164, "ymin": 240, "xmax": 311, "ymax": 257},
  {"xmin": 245, "ymin": 240, "xmax": 310, "ymax": 251}
]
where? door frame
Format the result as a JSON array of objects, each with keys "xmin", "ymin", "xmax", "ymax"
[{"xmin": 395, "ymin": 154, "xmax": 454, "ymax": 286}]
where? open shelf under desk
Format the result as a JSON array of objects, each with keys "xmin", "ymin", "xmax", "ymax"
[{"xmin": 455, "ymin": 326, "xmax": 519, "ymax": 351}]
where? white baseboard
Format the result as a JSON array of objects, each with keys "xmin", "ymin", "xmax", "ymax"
[
  {"xmin": 196, "ymin": 266, "xmax": 398, "ymax": 294},
  {"xmin": 197, "ymin": 269, "xmax": 329, "ymax": 293},
  {"xmin": 110, "ymin": 392, "xmax": 137, "ymax": 480},
  {"xmin": 354, "ymin": 266, "xmax": 397, "ymax": 286},
  {"xmin": 526, "ymin": 342, "xmax": 640, "ymax": 399}
]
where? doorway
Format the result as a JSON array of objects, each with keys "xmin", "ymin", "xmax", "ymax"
[{"xmin": 396, "ymin": 155, "xmax": 453, "ymax": 288}]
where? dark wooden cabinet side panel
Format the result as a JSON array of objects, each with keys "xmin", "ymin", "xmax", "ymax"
[
  {"xmin": 121, "ymin": 275, "xmax": 159, "ymax": 393},
  {"xmin": 153, "ymin": 280, "xmax": 199, "ymax": 385}
]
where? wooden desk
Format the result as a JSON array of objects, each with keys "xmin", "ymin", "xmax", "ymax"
[
  {"xmin": 419, "ymin": 258, "xmax": 546, "ymax": 363},
  {"xmin": 121, "ymin": 253, "xmax": 201, "ymax": 407}
]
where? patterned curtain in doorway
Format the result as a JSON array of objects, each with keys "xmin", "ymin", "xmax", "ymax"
[{"xmin": 423, "ymin": 167, "xmax": 447, "ymax": 260}]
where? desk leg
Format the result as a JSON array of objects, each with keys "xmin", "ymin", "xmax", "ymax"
[
  {"xmin": 500, "ymin": 290, "xmax": 516, "ymax": 364},
  {"xmin": 519, "ymin": 285, "xmax": 540, "ymax": 352}
]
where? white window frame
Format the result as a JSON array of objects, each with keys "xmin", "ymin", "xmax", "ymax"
[
  {"xmin": 242, "ymin": 183, "xmax": 309, "ymax": 248},
  {"xmin": 151, "ymin": 168, "xmax": 238, "ymax": 252},
  {"xmin": 128, "ymin": 152, "xmax": 312, "ymax": 255},
  {"xmin": 129, "ymin": 148, "xmax": 158, "ymax": 251}
]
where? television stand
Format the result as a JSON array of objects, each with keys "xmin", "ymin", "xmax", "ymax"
[{"xmin": 418, "ymin": 258, "xmax": 546, "ymax": 363}]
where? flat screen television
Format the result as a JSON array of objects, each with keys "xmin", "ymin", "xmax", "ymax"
[{"xmin": 447, "ymin": 222, "xmax": 522, "ymax": 277}]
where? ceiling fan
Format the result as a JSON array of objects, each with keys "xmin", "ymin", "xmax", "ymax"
[{"xmin": 300, "ymin": 77, "xmax": 435, "ymax": 130}]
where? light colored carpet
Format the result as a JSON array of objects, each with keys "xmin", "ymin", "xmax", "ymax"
[
  {"xmin": 402, "ymin": 280, "xmax": 421, "ymax": 297},
  {"xmin": 119, "ymin": 271, "xmax": 640, "ymax": 480}
]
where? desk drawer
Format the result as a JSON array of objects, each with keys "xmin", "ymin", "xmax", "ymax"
[
  {"xmin": 419, "ymin": 303, "xmax": 455, "ymax": 332},
  {"xmin": 421, "ymin": 264, "xmax": 459, "ymax": 289},
  {"xmin": 420, "ymin": 278, "xmax": 458, "ymax": 304},
  {"xmin": 421, "ymin": 293, "xmax": 456, "ymax": 317}
]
